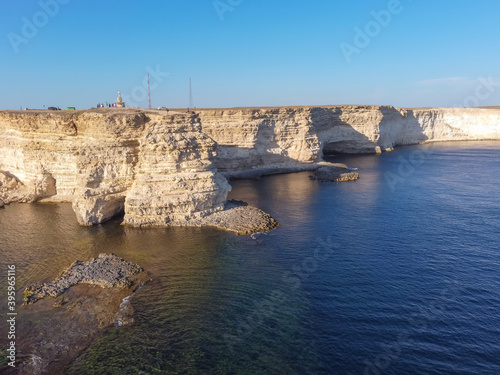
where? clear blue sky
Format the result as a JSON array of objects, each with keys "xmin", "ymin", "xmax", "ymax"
[{"xmin": 1, "ymin": 0, "xmax": 500, "ymax": 110}]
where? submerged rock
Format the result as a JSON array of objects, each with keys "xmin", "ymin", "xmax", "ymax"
[
  {"xmin": 23, "ymin": 253, "xmax": 148, "ymax": 305},
  {"xmin": 16, "ymin": 254, "xmax": 151, "ymax": 374},
  {"xmin": 0, "ymin": 198, "xmax": 3, "ymax": 208}
]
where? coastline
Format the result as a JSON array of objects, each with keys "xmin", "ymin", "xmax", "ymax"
[
  {"xmin": 1, "ymin": 106, "xmax": 499, "ymax": 232},
  {"xmin": 1, "ymin": 141, "xmax": 499, "ymax": 373}
]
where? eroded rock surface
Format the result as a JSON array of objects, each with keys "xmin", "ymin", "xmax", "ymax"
[
  {"xmin": 198, "ymin": 106, "xmax": 500, "ymax": 176},
  {"xmin": 23, "ymin": 253, "xmax": 148, "ymax": 304},
  {"xmin": 13, "ymin": 254, "xmax": 150, "ymax": 375},
  {"xmin": 122, "ymin": 114, "xmax": 231, "ymax": 227},
  {"xmin": 189, "ymin": 200, "xmax": 279, "ymax": 235}
]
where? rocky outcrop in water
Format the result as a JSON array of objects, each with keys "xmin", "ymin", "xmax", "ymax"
[
  {"xmin": 190, "ymin": 199, "xmax": 279, "ymax": 235},
  {"xmin": 23, "ymin": 253, "xmax": 149, "ymax": 305},
  {"xmin": 16, "ymin": 254, "xmax": 150, "ymax": 375},
  {"xmin": 309, "ymin": 163, "xmax": 359, "ymax": 182},
  {"xmin": 122, "ymin": 114, "xmax": 231, "ymax": 227}
]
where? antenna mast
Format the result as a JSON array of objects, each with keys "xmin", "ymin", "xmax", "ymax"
[
  {"xmin": 147, "ymin": 73, "xmax": 152, "ymax": 109},
  {"xmin": 189, "ymin": 77, "xmax": 193, "ymax": 108}
]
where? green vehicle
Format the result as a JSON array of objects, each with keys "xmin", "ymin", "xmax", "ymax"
[{"xmin": 65, "ymin": 107, "xmax": 75, "ymax": 111}]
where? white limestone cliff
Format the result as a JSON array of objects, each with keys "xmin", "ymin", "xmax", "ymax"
[
  {"xmin": 198, "ymin": 106, "xmax": 500, "ymax": 176},
  {"xmin": 1, "ymin": 106, "xmax": 499, "ymax": 227},
  {"xmin": 122, "ymin": 114, "xmax": 231, "ymax": 227},
  {"xmin": 0, "ymin": 109, "xmax": 230, "ymax": 227}
]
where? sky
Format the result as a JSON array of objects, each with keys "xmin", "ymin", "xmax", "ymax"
[{"xmin": 1, "ymin": 0, "xmax": 500, "ymax": 110}]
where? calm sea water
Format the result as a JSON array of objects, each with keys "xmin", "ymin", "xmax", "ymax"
[{"xmin": 1, "ymin": 141, "xmax": 500, "ymax": 374}]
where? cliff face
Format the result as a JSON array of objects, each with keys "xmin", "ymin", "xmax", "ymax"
[
  {"xmin": 198, "ymin": 106, "xmax": 500, "ymax": 173},
  {"xmin": 0, "ymin": 109, "xmax": 230, "ymax": 226},
  {"xmin": 199, "ymin": 107, "xmax": 320, "ymax": 171},
  {"xmin": 122, "ymin": 114, "xmax": 230, "ymax": 227},
  {"xmin": 1, "ymin": 106, "xmax": 499, "ymax": 226}
]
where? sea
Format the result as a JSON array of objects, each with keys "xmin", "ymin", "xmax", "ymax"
[{"xmin": 1, "ymin": 141, "xmax": 499, "ymax": 374}]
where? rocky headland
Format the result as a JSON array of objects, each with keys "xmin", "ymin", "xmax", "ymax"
[
  {"xmin": 1, "ymin": 106, "xmax": 499, "ymax": 230},
  {"xmin": 0, "ymin": 109, "xmax": 235, "ymax": 229}
]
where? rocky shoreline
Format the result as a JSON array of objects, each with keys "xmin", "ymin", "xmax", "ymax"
[
  {"xmin": 13, "ymin": 254, "xmax": 150, "ymax": 375},
  {"xmin": 0, "ymin": 160, "xmax": 358, "ymax": 235},
  {"xmin": 3, "ymin": 106, "xmax": 495, "ymax": 233}
]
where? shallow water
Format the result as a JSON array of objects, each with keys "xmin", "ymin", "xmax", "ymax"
[{"xmin": 1, "ymin": 141, "xmax": 500, "ymax": 374}]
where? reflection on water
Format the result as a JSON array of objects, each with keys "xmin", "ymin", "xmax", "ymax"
[
  {"xmin": 1, "ymin": 141, "xmax": 500, "ymax": 374},
  {"xmin": 0, "ymin": 203, "xmax": 101, "ymax": 288}
]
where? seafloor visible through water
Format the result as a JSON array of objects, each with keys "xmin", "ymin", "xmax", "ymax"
[{"xmin": 1, "ymin": 141, "xmax": 500, "ymax": 374}]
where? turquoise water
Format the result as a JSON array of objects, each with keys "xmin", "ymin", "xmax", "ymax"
[{"xmin": 1, "ymin": 141, "xmax": 500, "ymax": 374}]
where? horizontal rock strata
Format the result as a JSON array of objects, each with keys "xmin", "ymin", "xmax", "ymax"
[
  {"xmin": 0, "ymin": 109, "xmax": 232, "ymax": 229},
  {"xmin": 122, "ymin": 114, "xmax": 231, "ymax": 227},
  {"xmin": 1, "ymin": 106, "xmax": 499, "ymax": 230},
  {"xmin": 198, "ymin": 106, "xmax": 500, "ymax": 176}
]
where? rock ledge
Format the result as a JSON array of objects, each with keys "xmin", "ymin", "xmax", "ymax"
[
  {"xmin": 23, "ymin": 253, "xmax": 148, "ymax": 305},
  {"xmin": 194, "ymin": 200, "xmax": 279, "ymax": 235},
  {"xmin": 309, "ymin": 163, "xmax": 359, "ymax": 182}
]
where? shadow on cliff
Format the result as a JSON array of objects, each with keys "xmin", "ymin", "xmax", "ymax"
[
  {"xmin": 312, "ymin": 106, "xmax": 428, "ymax": 157},
  {"xmin": 213, "ymin": 115, "xmax": 310, "ymax": 174},
  {"xmin": 212, "ymin": 106, "xmax": 418, "ymax": 174}
]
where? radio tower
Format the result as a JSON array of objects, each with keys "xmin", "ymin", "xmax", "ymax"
[
  {"xmin": 189, "ymin": 77, "xmax": 193, "ymax": 108},
  {"xmin": 147, "ymin": 73, "xmax": 152, "ymax": 109}
]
